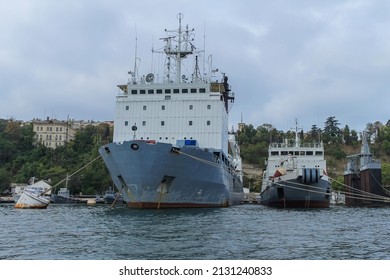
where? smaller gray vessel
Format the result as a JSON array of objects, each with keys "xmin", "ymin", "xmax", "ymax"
[
  {"xmin": 51, "ymin": 187, "xmax": 84, "ymax": 204},
  {"xmin": 259, "ymin": 120, "xmax": 331, "ymax": 208}
]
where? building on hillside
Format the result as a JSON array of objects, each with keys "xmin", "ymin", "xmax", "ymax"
[{"xmin": 32, "ymin": 117, "xmax": 75, "ymax": 149}]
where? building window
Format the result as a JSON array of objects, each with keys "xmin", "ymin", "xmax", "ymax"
[
  {"xmin": 199, "ymin": 88, "xmax": 206, "ymax": 93},
  {"xmin": 189, "ymin": 105, "xmax": 193, "ymax": 110},
  {"xmin": 56, "ymin": 127, "xmax": 58, "ymax": 131},
  {"xmin": 140, "ymin": 90, "xmax": 146, "ymax": 94},
  {"xmin": 60, "ymin": 127, "xmax": 62, "ymax": 131},
  {"xmin": 189, "ymin": 121, "xmax": 193, "ymax": 126},
  {"xmin": 182, "ymin": 88, "xmax": 188, "ymax": 93},
  {"xmin": 161, "ymin": 121, "xmax": 165, "ymax": 126},
  {"xmin": 59, "ymin": 135, "xmax": 62, "ymax": 140},
  {"xmin": 143, "ymin": 105, "xmax": 147, "ymax": 110},
  {"xmin": 126, "ymin": 106, "xmax": 129, "ymax": 110},
  {"xmin": 207, "ymin": 105, "xmax": 211, "ymax": 109},
  {"xmin": 207, "ymin": 121, "xmax": 211, "ymax": 125},
  {"xmin": 131, "ymin": 90, "xmax": 137, "ymax": 94},
  {"xmin": 162, "ymin": 105, "xmax": 165, "ymax": 110},
  {"xmin": 125, "ymin": 121, "xmax": 129, "ymax": 126},
  {"xmin": 157, "ymin": 89, "xmax": 162, "ymax": 94},
  {"xmin": 148, "ymin": 89, "xmax": 154, "ymax": 94},
  {"xmin": 165, "ymin": 95, "xmax": 171, "ymax": 100},
  {"xmin": 191, "ymin": 88, "xmax": 197, "ymax": 93},
  {"xmin": 173, "ymin": 89, "xmax": 179, "ymax": 93},
  {"xmin": 165, "ymin": 89, "xmax": 171, "ymax": 94},
  {"xmin": 142, "ymin": 121, "xmax": 146, "ymax": 126}
]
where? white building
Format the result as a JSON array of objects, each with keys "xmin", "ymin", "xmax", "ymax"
[{"xmin": 32, "ymin": 118, "xmax": 75, "ymax": 149}]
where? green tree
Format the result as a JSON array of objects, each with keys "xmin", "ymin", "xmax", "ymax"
[
  {"xmin": 323, "ymin": 116, "xmax": 342, "ymax": 144},
  {"xmin": 343, "ymin": 125, "xmax": 351, "ymax": 145},
  {"xmin": 306, "ymin": 124, "xmax": 321, "ymax": 142},
  {"xmin": 382, "ymin": 162, "xmax": 390, "ymax": 187}
]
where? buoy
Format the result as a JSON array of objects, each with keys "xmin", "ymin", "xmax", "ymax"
[{"xmin": 87, "ymin": 199, "xmax": 97, "ymax": 205}]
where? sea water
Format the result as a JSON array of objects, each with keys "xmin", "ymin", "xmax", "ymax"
[{"xmin": 0, "ymin": 203, "xmax": 389, "ymax": 260}]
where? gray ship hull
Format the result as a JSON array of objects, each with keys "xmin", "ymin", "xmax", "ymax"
[
  {"xmin": 99, "ymin": 141, "xmax": 244, "ymax": 208},
  {"xmin": 260, "ymin": 178, "xmax": 331, "ymax": 208}
]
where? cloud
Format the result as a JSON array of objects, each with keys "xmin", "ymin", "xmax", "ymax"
[{"xmin": 0, "ymin": 0, "xmax": 389, "ymax": 133}]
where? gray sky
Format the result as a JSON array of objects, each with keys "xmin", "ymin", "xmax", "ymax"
[{"xmin": 1, "ymin": 0, "xmax": 389, "ymax": 132}]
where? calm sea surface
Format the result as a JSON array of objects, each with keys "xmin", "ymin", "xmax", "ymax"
[{"xmin": 0, "ymin": 203, "xmax": 389, "ymax": 260}]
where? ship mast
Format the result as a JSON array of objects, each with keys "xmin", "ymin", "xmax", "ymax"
[
  {"xmin": 293, "ymin": 118, "xmax": 302, "ymax": 148},
  {"xmin": 163, "ymin": 13, "xmax": 195, "ymax": 83}
]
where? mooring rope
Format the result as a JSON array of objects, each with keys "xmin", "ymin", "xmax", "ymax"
[
  {"xmin": 328, "ymin": 176, "xmax": 390, "ymax": 203},
  {"xmin": 368, "ymin": 169, "xmax": 390, "ymax": 196},
  {"xmin": 173, "ymin": 149, "xmax": 221, "ymax": 168},
  {"xmin": 40, "ymin": 153, "xmax": 104, "ymax": 196},
  {"xmin": 273, "ymin": 180, "xmax": 330, "ymax": 196},
  {"xmin": 265, "ymin": 175, "xmax": 390, "ymax": 204}
]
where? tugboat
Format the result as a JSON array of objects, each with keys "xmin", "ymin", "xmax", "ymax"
[
  {"xmin": 259, "ymin": 120, "xmax": 331, "ymax": 208},
  {"xmin": 98, "ymin": 14, "xmax": 244, "ymax": 208},
  {"xmin": 344, "ymin": 131, "xmax": 390, "ymax": 206},
  {"xmin": 103, "ymin": 187, "xmax": 123, "ymax": 204},
  {"xmin": 51, "ymin": 188, "xmax": 85, "ymax": 204}
]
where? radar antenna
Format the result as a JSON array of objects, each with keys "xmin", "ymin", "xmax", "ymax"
[{"xmin": 145, "ymin": 73, "xmax": 154, "ymax": 83}]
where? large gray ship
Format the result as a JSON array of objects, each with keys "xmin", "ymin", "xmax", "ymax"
[
  {"xmin": 259, "ymin": 120, "xmax": 331, "ymax": 208},
  {"xmin": 98, "ymin": 14, "xmax": 244, "ymax": 208}
]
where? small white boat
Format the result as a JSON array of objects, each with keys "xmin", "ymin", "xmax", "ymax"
[{"xmin": 15, "ymin": 180, "xmax": 51, "ymax": 209}]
